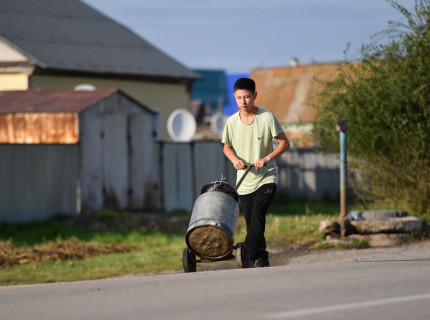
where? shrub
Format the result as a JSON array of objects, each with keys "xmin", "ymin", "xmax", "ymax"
[{"xmin": 313, "ymin": 0, "xmax": 430, "ymax": 215}]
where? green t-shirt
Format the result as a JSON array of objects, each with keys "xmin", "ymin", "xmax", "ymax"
[{"xmin": 222, "ymin": 107, "xmax": 284, "ymax": 195}]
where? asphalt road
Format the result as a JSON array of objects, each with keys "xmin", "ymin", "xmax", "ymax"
[{"xmin": 1, "ymin": 243, "xmax": 430, "ymax": 320}]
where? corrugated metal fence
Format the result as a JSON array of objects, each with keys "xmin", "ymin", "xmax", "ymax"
[
  {"xmin": 0, "ymin": 144, "xmax": 78, "ymax": 222},
  {"xmin": 0, "ymin": 142, "xmax": 339, "ymax": 222}
]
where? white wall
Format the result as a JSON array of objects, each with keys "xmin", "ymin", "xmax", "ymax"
[{"xmin": 31, "ymin": 75, "xmax": 190, "ymax": 141}]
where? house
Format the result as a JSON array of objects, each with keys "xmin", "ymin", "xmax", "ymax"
[
  {"xmin": 190, "ymin": 70, "xmax": 253, "ymax": 140},
  {"xmin": 250, "ymin": 62, "xmax": 343, "ymax": 147},
  {"xmin": 190, "ymin": 69, "xmax": 229, "ymax": 117},
  {"xmin": 190, "ymin": 69, "xmax": 229, "ymax": 140},
  {"xmin": 0, "ymin": 0, "xmax": 200, "ymax": 140},
  {"xmin": 0, "ymin": 89, "xmax": 158, "ymax": 222}
]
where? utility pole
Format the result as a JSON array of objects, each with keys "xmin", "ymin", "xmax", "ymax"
[{"xmin": 336, "ymin": 119, "xmax": 348, "ymax": 218}]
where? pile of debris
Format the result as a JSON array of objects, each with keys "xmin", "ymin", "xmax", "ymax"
[{"xmin": 319, "ymin": 210, "xmax": 422, "ymax": 247}]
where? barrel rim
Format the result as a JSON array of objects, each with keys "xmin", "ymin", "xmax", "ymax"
[{"xmin": 200, "ymin": 181, "xmax": 239, "ymax": 202}]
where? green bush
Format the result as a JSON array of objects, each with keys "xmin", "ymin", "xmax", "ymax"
[{"xmin": 313, "ymin": 0, "xmax": 430, "ymax": 215}]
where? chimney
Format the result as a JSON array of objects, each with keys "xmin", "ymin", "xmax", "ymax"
[{"xmin": 290, "ymin": 57, "xmax": 299, "ymax": 67}]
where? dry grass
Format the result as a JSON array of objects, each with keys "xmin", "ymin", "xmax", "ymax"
[{"xmin": 0, "ymin": 237, "xmax": 137, "ymax": 269}]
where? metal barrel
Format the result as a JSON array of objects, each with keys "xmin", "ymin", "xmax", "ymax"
[{"xmin": 186, "ymin": 184, "xmax": 239, "ymax": 260}]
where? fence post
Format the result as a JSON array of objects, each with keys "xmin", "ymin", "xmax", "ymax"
[{"xmin": 336, "ymin": 119, "xmax": 348, "ymax": 218}]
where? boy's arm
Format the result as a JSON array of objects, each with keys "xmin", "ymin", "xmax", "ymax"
[
  {"xmin": 223, "ymin": 144, "xmax": 245, "ymax": 170},
  {"xmin": 255, "ymin": 132, "xmax": 290, "ymax": 169}
]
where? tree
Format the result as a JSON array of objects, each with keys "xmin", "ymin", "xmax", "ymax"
[{"xmin": 313, "ymin": 0, "xmax": 430, "ymax": 214}]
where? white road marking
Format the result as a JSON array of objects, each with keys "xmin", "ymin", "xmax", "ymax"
[{"xmin": 264, "ymin": 292, "xmax": 430, "ymax": 319}]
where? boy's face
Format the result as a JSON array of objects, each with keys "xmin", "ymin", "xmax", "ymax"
[{"xmin": 234, "ymin": 89, "xmax": 257, "ymax": 112}]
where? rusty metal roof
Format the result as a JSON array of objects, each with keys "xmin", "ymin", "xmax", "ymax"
[
  {"xmin": 0, "ymin": 0, "xmax": 200, "ymax": 81},
  {"xmin": 0, "ymin": 113, "xmax": 80, "ymax": 144},
  {"xmin": 250, "ymin": 63, "xmax": 343, "ymax": 125},
  {"xmin": 0, "ymin": 88, "xmax": 156, "ymax": 144},
  {"xmin": 0, "ymin": 89, "xmax": 118, "ymax": 113}
]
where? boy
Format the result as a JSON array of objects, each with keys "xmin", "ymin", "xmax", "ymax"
[{"xmin": 222, "ymin": 78, "xmax": 290, "ymax": 267}]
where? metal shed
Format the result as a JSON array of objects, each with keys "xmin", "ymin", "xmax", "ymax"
[{"xmin": 0, "ymin": 89, "xmax": 158, "ymax": 222}]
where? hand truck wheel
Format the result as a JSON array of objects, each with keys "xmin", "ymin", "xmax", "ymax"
[{"xmin": 182, "ymin": 247, "xmax": 196, "ymax": 273}]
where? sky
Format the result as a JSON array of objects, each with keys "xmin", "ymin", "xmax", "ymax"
[{"xmin": 82, "ymin": 0, "xmax": 412, "ymax": 74}]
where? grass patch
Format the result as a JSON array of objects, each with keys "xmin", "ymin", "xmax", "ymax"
[
  {"xmin": 0, "ymin": 215, "xmax": 189, "ymax": 286},
  {"xmin": 0, "ymin": 224, "xmax": 185, "ymax": 286},
  {"xmin": 270, "ymin": 192, "xmax": 340, "ymax": 217}
]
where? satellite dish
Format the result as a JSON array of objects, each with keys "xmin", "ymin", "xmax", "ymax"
[
  {"xmin": 210, "ymin": 112, "xmax": 228, "ymax": 137},
  {"xmin": 74, "ymin": 83, "xmax": 96, "ymax": 91},
  {"xmin": 167, "ymin": 108, "xmax": 197, "ymax": 142}
]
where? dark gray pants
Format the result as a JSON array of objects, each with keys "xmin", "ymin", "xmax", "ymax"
[{"xmin": 239, "ymin": 183, "xmax": 277, "ymax": 261}]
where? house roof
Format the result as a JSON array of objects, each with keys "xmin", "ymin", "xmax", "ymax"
[
  {"xmin": 0, "ymin": 0, "xmax": 200, "ymax": 81},
  {"xmin": 0, "ymin": 89, "xmax": 144, "ymax": 113},
  {"xmin": 250, "ymin": 63, "xmax": 343, "ymax": 125}
]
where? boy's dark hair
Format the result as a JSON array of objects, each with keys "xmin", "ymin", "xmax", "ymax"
[{"xmin": 234, "ymin": 78, "xmax": 255, "ymax": 93}]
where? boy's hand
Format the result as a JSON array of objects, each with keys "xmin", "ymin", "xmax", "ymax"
[
  {"xmin": 255, "ymin": 159, "xmax": 265, "ymax": 169},
  {"xmin": 234, "ymin": 160, "xmax": 245, "ymax": 170},
  {"xmin": 255, "ymin": 157, "xmax": 269, "ymax": 169}
]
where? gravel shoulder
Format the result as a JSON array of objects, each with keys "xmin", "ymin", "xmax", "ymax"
[
  {"xmin": 186, "ymin": 241, "xmax": 430, "ymax": 273},
  {"xmin": 280, "ymin": 240, "xmax": 430, "ymax": 266}
]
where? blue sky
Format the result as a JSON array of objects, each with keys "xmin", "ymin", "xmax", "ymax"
[{"xmin": 82, "ymin": 0, "xmax": 411, "ymax": 73}]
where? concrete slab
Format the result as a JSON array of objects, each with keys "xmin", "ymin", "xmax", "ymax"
[
  {"xmin": 349, "ymin": 210, "xmax": 408, "ymax": 221},
  {"xmin": 350, "ymin": 216, "xmax": 422, "ymax": 234}
]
